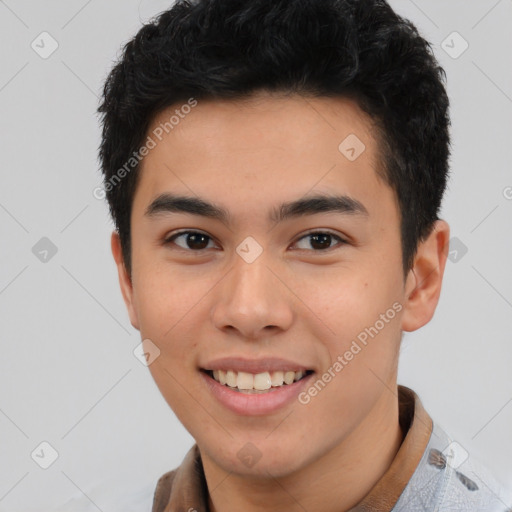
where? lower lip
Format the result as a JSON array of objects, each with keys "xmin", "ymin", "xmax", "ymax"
[{"xmin": 200, "ymin": 371, "xmax": 314, "ymax": 416}]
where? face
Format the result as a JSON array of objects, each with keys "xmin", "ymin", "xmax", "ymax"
[{"xmin": 112, "ymin": 92, "xmax": 447, "ymax": 479}]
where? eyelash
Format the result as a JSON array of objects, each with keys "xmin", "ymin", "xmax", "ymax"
[{"xmin": 163, "ymin": 229, "xmax": 348, "ymax": 253}]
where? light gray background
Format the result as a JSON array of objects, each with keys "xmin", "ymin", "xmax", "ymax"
[{"xmin": 0, "ymin": 0, "xmax": 511, "ymax": 510}]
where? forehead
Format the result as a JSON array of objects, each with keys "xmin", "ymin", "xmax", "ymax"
[
  {"xmin": 147, "ymin": 92, "xmax": 378, "ymax": 159},
  {"xmin": 134, "ymin": 92, "xmax": 395, "ymax": 224}
]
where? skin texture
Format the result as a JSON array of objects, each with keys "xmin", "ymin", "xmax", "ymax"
[{"xmin": 111, "ymin": 92, "xmax": 450, "ymax": 512}]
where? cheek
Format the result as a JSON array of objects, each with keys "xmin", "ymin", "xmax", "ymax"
[
  {"xmin": 131, "ymin": 255, "xmax": 198, "ymax": 338},
  {"xmin": 312, "ymin": 267, "xmax": 401, "ymax": 332},
  {"xmin": 309, "ymin": 265, "xmax": 404, "ymax": 379},
  {"xmin": 299, "ymin": 275, "xmax": 403, "ymax": 432}
]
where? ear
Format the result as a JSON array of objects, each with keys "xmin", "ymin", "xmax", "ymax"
[
  {"xmin": 401, "ymin": 220, "xmax": 450, "ymax": 332},
  {"xmin": 111, "ymin": 231, "xmax": 140, "ymax": 330}
]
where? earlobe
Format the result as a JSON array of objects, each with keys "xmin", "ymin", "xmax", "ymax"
[
  {"xmin": 401, "ymin": 220, "xmax": 450, "ymax": 332},
  {"xmin": 111, "ymin": 232, "xmax": 140, "ymax": 331}
]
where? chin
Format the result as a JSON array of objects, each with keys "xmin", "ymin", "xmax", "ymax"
[{"xmin": 203, "ymin": 440, "xmax": 313, "ymax": 479}]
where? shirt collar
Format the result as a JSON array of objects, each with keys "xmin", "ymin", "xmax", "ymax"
[{"xmin": 152, "ymin": 385, "xmax": 433, "ymax": 512}]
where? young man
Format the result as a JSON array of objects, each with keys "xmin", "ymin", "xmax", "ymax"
[{"xmin": 97, "ymin": 0, "xmax": 511, "ymax": 510}]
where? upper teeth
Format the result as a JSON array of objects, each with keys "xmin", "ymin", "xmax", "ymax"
[{"xmin": 212, "ymin": 370, "xmax": 305, "ymax": 391}]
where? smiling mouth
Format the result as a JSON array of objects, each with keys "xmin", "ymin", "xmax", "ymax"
[{"xmin": 202, "ymin": 369, "xmax": 314, "ymax": 394}]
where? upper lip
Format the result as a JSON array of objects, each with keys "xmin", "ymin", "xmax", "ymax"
[{"xmin": 201, "ymin": 357, "xmax": 313, "ymax": 374}]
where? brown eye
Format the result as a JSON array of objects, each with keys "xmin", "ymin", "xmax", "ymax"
[
  {"xmin": 166, "ymin": 231, "xmax": 216, "ymax": 251},
  {"xmin": 293, "ymin": 231, "xmax": 347, "ymax": 251}
]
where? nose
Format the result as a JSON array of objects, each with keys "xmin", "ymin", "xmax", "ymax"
[{"xmin": 210, "ymin": 250, "xmax": 294, "ymax": 340}]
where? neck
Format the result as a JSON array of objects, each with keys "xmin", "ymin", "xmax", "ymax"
[{"xmin": 203, "ymin": 386, "xmax": 404, "ymax": 512}]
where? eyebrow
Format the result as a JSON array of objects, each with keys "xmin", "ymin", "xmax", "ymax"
[{"xmin": 145, "ymin": 192, "xmax": 369, "ymax": 226}]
